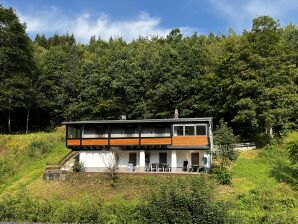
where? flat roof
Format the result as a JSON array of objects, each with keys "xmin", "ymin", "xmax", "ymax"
[{"xmin": 62, "ymin": 117, "xmax": 212, "ymax": 125}]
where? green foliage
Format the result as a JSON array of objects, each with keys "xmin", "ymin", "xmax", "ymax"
[
  {"xmin": 211, "ymin": 167, "xmax": 232, "ymax": 185},
  {"xmin": 0, "ymin": 4, "xmax": 297, "ymax": 139},
  {"xmin": 26, "ymin": 140, "xmax": 51, "ymax": 158},
  {"xmin": 288, "ymin": 140, "xmax": 298, "ymax": 164},
  {"xmin": 233, "ymin": 189, "xmax": 297, "ymax": 223},
  {"xmin": 214, "ymin": 119, "xmax": 239, "ymax": 168},
  {"xmin": 73, "ymin": 160, "xmax": 84, "ymax": 172},
  {"xmin": 138, "ymin": 176, "xmax": 233, "ymax": 224}
]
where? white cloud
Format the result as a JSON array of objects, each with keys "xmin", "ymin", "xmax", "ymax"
[
  {"xmin": 210, "ymin": 0, "xmax": 298, "ymax": 32},
  {"xmin": 18, "ymin": 7, "xmax": 195, "ymax": 43}
]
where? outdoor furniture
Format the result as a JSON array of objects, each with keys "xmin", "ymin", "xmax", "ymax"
[
  {"xmin": 145, "ymin": 163, "xmax": 150, "ymax": 172},
  {"xmin": 151, "ymin": 163, "xmax": 158, "ymax": 172},
  {"xmin": 128, "ymin": 163, "xmax": 134, "ymax": 172},
  {"xmin": 158, "ymin": 163, "xmax": 165, "ymax": 172},
  {"xmin": 182, "ymin": 161, "xmax": 188, "ymax": 171},
  {"xmin": 190, "ymin": 164, "xmax": 199, "ymax": 172},
  {"xmin": 164, "ymin": 164, "xmax": 171, "ymax": 172}
]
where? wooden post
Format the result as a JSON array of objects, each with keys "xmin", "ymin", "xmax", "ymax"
[{"xmin": 108, "ymin": 126, "xmax": 111, "ymax": 146}]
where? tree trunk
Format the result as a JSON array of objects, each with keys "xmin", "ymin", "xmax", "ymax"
[
  {"xmin": 266, "ymin": 123, "xmax": 274, "ymax": 138},
  {"xmin": 8, "ymin": 110, "xmax": 11, "ymax": 134},
  {"xmin": 8, "ymin": 97, "xmax": 11, "ymax": 134},
  {"xmin": 26, "ymin": 107, "xmax": 30, "ymax": 134}
]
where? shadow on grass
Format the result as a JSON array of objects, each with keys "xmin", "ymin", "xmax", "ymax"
[{"xmin": 270, "ymin": 163, "xmax": 298, "ymax": 190}]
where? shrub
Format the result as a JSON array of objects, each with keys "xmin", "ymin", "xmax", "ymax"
[
  {"xmin": 288, "ymin": 140, "xmax": 298, "ymax": 164},
  {"xmin": 210, "ymin": 167, "xmax": 232, "ymax": 185},
  {"xmin": 73, "ymin": 160, "xmax": 84, "ymax": 172},
  {"xmin": 26, "ymin": 140, "xmax": 51, "ymax": 158},
  {"xmin": 214, "ymin": 119, "xmax": 239, "ymax": 168},
  {"xmin": 138, "ymin": 176, "xmax": 233, "ymax": 224}
]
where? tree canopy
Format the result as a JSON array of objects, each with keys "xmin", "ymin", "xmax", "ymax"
[{"xmin": 0, "ymin": 5, "xmax": 297, "ymax": 140}]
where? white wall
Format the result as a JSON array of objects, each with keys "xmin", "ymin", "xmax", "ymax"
[{"xmin": 79, "ymin": 150, "xmax": 208, "ymax": 172}]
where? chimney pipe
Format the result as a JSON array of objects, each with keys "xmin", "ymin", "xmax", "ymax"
[{"xmin": 174, "ymin": 109, "xmax": 179, "ymax": 119}]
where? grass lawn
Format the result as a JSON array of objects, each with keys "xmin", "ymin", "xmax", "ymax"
[{"xmin": 0, "ymin": 128, "xmax": 297, "ymax": 223}]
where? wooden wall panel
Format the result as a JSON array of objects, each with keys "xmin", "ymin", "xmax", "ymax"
[
  {"xmin": 141, "ymin": 138, "xmax": 171, "ymax": 145},
  {"xmin": 172, "ymin": 136, "xmax": 208, "ymax": 146},
  {"xmin": 82, "ymin": 139, "xmax": 108, "ymax": 146},
  {"xmin": 110, "ymin": 138, "xmax": 139, "ymax": 145},
  {"xmin": 67, "ymin": 139, "xmax": 80, "ymax": 146}
]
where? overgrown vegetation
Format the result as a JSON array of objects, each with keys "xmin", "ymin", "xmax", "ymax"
[
  {"xmin": 224, "ymin": 132, "xmax": 298, "ymax": 223},
  {"xmin": 0, "ymin": 129, "xmax": 297, "ymax": 223},
  {"xmin": 211, "ymin": 120, "xmax": 238, "ymax": 185},
  {"xmin": 0, "ymin": 5, "xmax": 297, "ymax": 140}
]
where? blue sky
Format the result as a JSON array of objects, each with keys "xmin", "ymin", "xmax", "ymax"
[{"xmin": 2, "ymin": 0, "xmax": 298, "ymax": 43}]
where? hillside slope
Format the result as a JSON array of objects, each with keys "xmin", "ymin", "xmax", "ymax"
[{"xmin": 0, "ymin": 129, "xmax": 297, "ymax": 223}]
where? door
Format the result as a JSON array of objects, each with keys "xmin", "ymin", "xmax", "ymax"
[
  {"xmin": 159, "ymin": 152, "xmax": 167, "ymax": 164},
  {"xmin": 191, "ymin": 153, "xmax": 200, "ymax": 166},
  {"xmin": 145, "ymin": 153, "xmax": 150, "ymax": 165},
  {"xmin": 129, "ymin": 153, "xmax": 137, "ymax": 166}
]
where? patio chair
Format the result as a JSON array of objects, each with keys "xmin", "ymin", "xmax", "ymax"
[
  {"xmin": 145, "ymin": 163, "xmax": 150, "ymax": 172},
  {"xmin": 158, "ymin": 163, "xmax": 165, "ymax": 172},
  {"xmin": 164, "ymin": 164, "xmax": 171, "ymax": 172},
  {"xmin": 151, "ymin": 163, "xmax": 158, "ymax": 172}
]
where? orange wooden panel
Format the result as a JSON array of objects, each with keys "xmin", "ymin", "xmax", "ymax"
[
  {"xmin": 110, "ymin": 138, "xmax": 139, "ymax": 145},
  {"xmin": 67, "ymin": 139, "xmax": 80, "ymax": 146},
  {"xmin": 82, "ymin": 139, "xmax": 108, "ymax": 146},
  {"xmin": 172, "ymin": 136, "xmax": 208, "ymax": 146},
  {"xmin": 141, "ymin": 138, "xmax": 171, "ymax": 145}
]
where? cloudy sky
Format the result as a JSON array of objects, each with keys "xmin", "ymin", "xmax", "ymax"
[{"xmin": 2, "ymin": 0, "xmax": 298, "ymax": 43}]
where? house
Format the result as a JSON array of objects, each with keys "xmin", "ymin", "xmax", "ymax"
[{"xmin": 62, "ymin": 116, "xmax": 213, "ymax": 172}]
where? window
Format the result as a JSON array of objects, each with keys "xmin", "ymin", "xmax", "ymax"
[
  {"xmin": 129, "ymin": 153, "xmax": 137, "ymax": 166},
  {"xmin": 185, "ymin": 125, "xmax": 195, "ymax": 136},
  {"xmin": 67, "ymin": 126, "xmax": 80, "ymax": 139},
  {"xmin": 159, "ymin": 152, "xmax": 167, "ymax": 164},
  {"xmin": 155, "ymin": 126, "xmax": 165, "ymax": 136},
  {"xmin": 173, "ymin": 124, "xmax": 208, "ymax": 136},
  {"xmin": 174, "ymin": 125, "xmax": 184, "ymax": 136},
  {"xmin": 196, "ymin": 125, "xmax": 207, "ymax": 136},
  {"xmin": 125, "ymin": 126, "xmax": 135, "ymax": 137},
  {"xmin": 98, "ymin": 127, "xmax": 107, "ymax": 138}
]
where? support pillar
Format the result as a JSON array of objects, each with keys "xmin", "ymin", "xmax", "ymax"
[
  {"xmin": 139, "ymin": 150, "xmax": 145, "ymax": 172},
  {"xmin": 171, "ymin": 150, "xmax": 177, "ymax": 172}
]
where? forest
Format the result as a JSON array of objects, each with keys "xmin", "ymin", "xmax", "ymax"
[{"xmin": 1, "ymin": 5, "xmax": 297, "ymax": 139}]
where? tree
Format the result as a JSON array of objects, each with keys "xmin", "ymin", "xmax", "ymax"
[
  {"xmin": 0, "ymin": 5, "xmax": 35, "ymax": 133},
  {"xmin": 103, "ymin": 147, "xmax": 120, "ymax": 187},
  {"xmin": 213, "ymin": 119, "xmax": 239, "ymax": 168}
]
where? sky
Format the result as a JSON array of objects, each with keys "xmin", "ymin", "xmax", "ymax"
[{"xmin": 2, "ymin": 0, "xmax": 298, "ymax": 43}]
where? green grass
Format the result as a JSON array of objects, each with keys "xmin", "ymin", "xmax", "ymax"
[
  {"xmin": 220, "ymin": 132, "xmax": 298, "ymax": 223},
  {"xmin": 0, "ymin": 127, "xmax": 69, "ymax": 195},
  {"xmin": 0, "ymin": 128, "xmax": 297, "ymax": 223}
]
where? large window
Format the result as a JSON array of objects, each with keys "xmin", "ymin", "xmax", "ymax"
[
  {"xmin": 173, "ymin": 124, "xmax": 207, "ymax": 136},
  {"xmin": 67, "ymin": 126, "xmax": 81, "ymax": 139},
  {"xmin": 196, "ymin": 125, "xmax": 207, "ymax": 136},
  {"xmin": 174, "ymin": 125, "xmax": 184, "ymax": 136},
  {"xmin": 83, "ymin": 126, "xmax": 107, "ymax": 138},
  {"xmin": 185, "ymin": 125, "xmax": 195, "ymax": 136}
]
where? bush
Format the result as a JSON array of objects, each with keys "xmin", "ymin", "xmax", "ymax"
[
  {"xmin": 26, "ymin": 140, "xmax": 51, "ymax": 158},
  {"xmin": 138, "ymin": 176, "xmax": 233, "ymax": 224},
  {"xmin": 73, "ymin": 160, "xmax": 84, "ymax": 172},
  {"xmin": 210, "ymin": 167, "xmax": 232, "ymax": 185}
]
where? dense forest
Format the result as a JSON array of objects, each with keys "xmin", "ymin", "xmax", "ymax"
[{"xmin": 0, "ymin": 5, "xmax": 297, "ymax": 139}]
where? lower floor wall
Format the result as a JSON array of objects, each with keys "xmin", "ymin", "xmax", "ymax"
[{"xmin": 79, "ymin": 149, "xmax": 211, "ymax": 172}]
